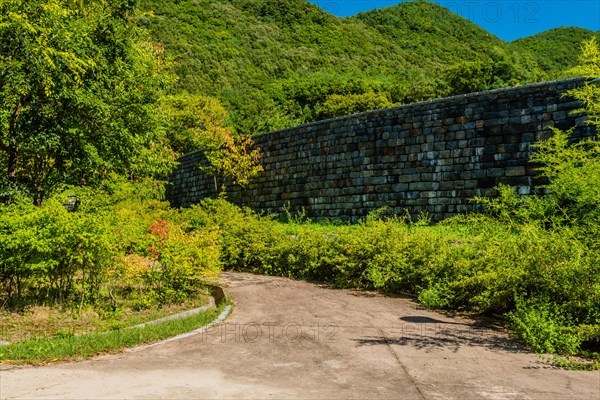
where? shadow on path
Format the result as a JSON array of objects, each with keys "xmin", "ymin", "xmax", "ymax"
[{"xmin": 355, "ymin": 317, "xmax": 525, "ymax": 354}]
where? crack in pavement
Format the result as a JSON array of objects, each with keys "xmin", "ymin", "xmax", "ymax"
[{"xmin": 379, "ymin": 327, "xmax": 427, "ymax": 400}]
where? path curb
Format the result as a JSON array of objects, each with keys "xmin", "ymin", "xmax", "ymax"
[{"xmin": 128, "ymin": 284, "xmax": 232, "ymax": 352}]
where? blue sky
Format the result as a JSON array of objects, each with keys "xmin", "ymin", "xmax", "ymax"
[{"xmin": 307, "ymin": 1, "xmax": 600, "ymax": 41}]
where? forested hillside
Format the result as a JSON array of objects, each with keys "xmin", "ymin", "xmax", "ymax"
[
  {"xmin": 138, "ymin": 0, "xmax": 587, "ymax": 134},
  {"xmin": 511, "ymin": 27, "xmax": 600, "ymax": 78}
]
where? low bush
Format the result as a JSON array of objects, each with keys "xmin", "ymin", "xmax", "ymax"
[
  {"xmin": 0, "ymin": 199, "xmax": 114, "ymax": 307},
  {"xmin": 0, "ymin": 178, "xmax": 223, "ymax": 312}
]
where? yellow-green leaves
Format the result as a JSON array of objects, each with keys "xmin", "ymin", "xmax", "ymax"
[
  {"xmin": 0, "ymin": 0, "xmax": 175, "ymax": 205},
  {"xmin": 567, "ymin": 37, "xmax": 600, "ymax": 79}
]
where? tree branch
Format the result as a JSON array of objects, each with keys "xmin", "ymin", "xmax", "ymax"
[
  {"xmin": 9, "ymin": 99, "xmax": 22, "ymax": 136},
  {"xmin": 6, "ymin": 99, "xmax": 22, "ymax": 179}
]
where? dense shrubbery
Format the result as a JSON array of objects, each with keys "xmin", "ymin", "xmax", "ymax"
[
  {"xmin": 0, "ymin": 179, "xmax": 220, "ymax": 311},
  {"xmin": 0, "ymin": 199, "xmax": 114, "ymax": 306}
]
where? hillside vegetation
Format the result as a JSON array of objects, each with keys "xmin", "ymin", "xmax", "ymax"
[
  {"xmin": 511, "ymin": 27, "xmax": 600, "ymax": 78},
  {"xmin": 137, "ymin": 0, "xmax": 566, "ymax": 134}
]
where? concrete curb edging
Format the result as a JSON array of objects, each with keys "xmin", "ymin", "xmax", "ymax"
[
  {"xmin": 126, "ymin": 284, "xmax": 228, "ymax": 330},
  {"xmin": 127, "ymin": 298, "xmax": 216, "ymax": 330},
  {"xmin": 128, "ymin": 284, "xmax": 232, "ymax": 352}
]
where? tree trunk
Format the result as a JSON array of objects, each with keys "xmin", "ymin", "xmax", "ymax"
[
  {"xmin": 32, "ymin": 157, "xmax": 47, "ymax": 206},
  {"xmin": 33, "ymin": 190, "xmax": 44, "ymax": 207},
  {"xmin": 4, "ymin": 100, "xmax": 21, "ymax": 204},
  {"xmin": 7, "ymin": 147, "xmax": 17, "ymax": 182}
]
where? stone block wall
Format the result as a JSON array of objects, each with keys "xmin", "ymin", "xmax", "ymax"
[{"xmin": 169, "ymin": 78, "xmax": 595, "ymax": 221}]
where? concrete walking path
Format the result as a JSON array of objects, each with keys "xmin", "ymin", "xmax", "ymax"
[{"xmin": 1, "ymin": 272, "xmax": 599, "ymax": 399}]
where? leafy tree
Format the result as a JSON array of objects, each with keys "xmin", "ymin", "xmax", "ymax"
[
  {"xmin": 0, "ymin": 0, "xmax": 174, "ymax": 205},
  {"xmin": 158, "ymin": 92, "xmax": 263, "ymax": 193},
  {"xmin": 527, "ymin": 38, "xmax": 600, "ymax": 226},
  {"xmin": 566, "ymin": 37, "xmax": 600, "ymax": 128},
  {"xmin": 388, "ymin": 70, "xmax": 441, "ymax": 104},
  {"xmin": 317, "ymin": 92, "xmax": 392, "ymax": 120},
  {"xmin": 443, "ymin": 60, "xmax": 493, "ymax": 94},
  {"xmin": 442, "ymin": 48, "xmax": 544, "ymax": 95},
  {"xmin": 160, "ymin": 93, "xmax": 229, "ymax": 155},
  {"xmin": 202, "ymin": 127, "xmax": 263, "ymax": 194}
]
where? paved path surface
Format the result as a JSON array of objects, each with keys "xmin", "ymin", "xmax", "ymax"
[{"xmin": 1, "ymin": 272, "xmax": 599, "ymax": 399}]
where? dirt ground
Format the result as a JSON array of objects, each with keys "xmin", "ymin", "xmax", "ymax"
[{"xmin": 1, "ymin": 272, "xmax": 599, "ymax": 399}]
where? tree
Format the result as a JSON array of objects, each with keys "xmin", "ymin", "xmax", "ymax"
[
  {"xmin": 529, "ymin": 38, "xmax": 600, "ymax": 225},
  {"xmin": 317, "ymin": 92, "xmax": 393, "ymax": 120},
  {"xmin": 486, "ymin": 38, "xmax": 600, "ymax": 227},
  {"xmin": 203, "ymin": 127, "xmax": 263, "ymax": 192},
  {"xmin": 159, "ymin": 93, "xmax": 229, "ymax": 155},
  {"xmin": 442, "ymin": 47, "xmax": 543, "ymax": 96},
  {"xmin": 0, "ymin": 0, "xmax": 174, "ymax": 205},
  {"xmin": 566, "ymin": 37, "xmax": 600, "ymax": 128},
  {"xmin": 159, "ymin": 92, "xmax": 262, "ymax": 194}
]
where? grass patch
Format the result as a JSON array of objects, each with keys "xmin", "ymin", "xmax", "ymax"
[
  {"xmin": 0, "ymin": 293, "xmax": 212, "ymax": 343},
  {"xmin": 0, "ymin": 303, "xmax": 228, "ymax": 365}
]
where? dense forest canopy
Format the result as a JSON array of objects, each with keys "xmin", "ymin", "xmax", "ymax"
[
  {"xmin": 511, "ymin": 27, "xmax": 600, "ymax": 78},
  {"xmin": 138, "ymin": 0, "xmax": 599, "ymax": 134},
  {"xmin": 0, "ymin": 0, "xmax": 176, "ymax": 205}
]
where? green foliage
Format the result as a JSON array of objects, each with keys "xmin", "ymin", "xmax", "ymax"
[
  {"xmin": 463, "ymin": 38, "xmax": 600, "ymax": 360},
  {"xmin": 0, "ymin": 180, "xmax": 223, "ymax": 310},
  {"xmin": 138, "ymin": 0, "xmax": 550, "ymax": 133},
  {"xmin": 565, "ymin": 37, "xmax": 600, "ymax": 128},
  {"xmin": 529, "ymin": 128, "xmax": 600, "ymax": 227},
  {"xmin": 508, "ymin": 298, "xmax": 582, "ymax": 355},
  {"xmin": 202, "ymin": 128, "xmax": 263, "ymax": 191},
  {"xmin": 159, "ymin": 93, "xmax": 229, "ymax": 155},
  {"xmin": 0, "ymin": 0, "xmax": 176, "ymax": 205},
  {"xmin": 0, "ymin": 198, "xmax": 114, "ymax": 306},
  {"xmin": 442, "ymin": 47, "xmax": 545, "ymax": 95},
  {"xmin": 511, "ymin": 28, "xmax": 600, "ymax": 79},
  {"xmin": 146, "ymin": 219, "xmax": 220, "ymax": 299},
  {"xmin": 317, "ymin": 92, "xmax": 393, "ymax": 119}
]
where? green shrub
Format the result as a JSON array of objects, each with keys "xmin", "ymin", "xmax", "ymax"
[
  {"xmin": 418, "ymin": 283, "xmax": 453, "ymax": 309},
  {"xmin": 508, "ymin": 298, "xmax": 582, "ymax": 355},
  {"xmin": 0, "ymin": 199, "xmax": 114, "ymax": 307},
  {"xmin": 146, "ymin": 219, "xmax": 221, "ymax": 299},
  {"xmin": 0, "ymin": 181, "xmax": 224, "ymax": 311}
]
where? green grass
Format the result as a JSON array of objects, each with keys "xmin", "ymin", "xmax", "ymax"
[
  {"xmin": 0, "ymin": 293, "xmax": 212, "ymax": 343},
  {"xmin": 0, "ymin": 303, "xmax": 229, "ymax": 365}
]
